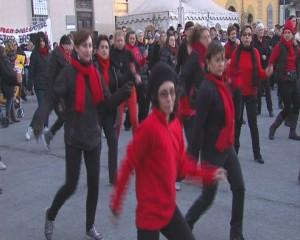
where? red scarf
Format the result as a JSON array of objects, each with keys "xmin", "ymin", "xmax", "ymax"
[
  {"xmin": 59, "ymin": 46, "xmax": 71, "ymax": 63},
  {"xmin": 170, "ymin": 46, "xmax": 177, "ymax": 57},
  {"xmin": 96, "ymin": 54, "xmax": 111, "ymax": 86},
  {"xmin": 39, "ymin": 47, "xmax": 49, "ymax": 56},
  {"xmin": 71, "ymin": 57, "xmax": 104, "ymax": 113},
  {"xmin": 192, "ymin": 42, "xmax": 207, "ymax": 69},
  {"xmin": 206, "ymin": 73, "xmax": 235, "ymax": 152}
]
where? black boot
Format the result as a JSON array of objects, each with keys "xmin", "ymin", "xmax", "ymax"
[
  {"xmin": 288, "ymin": 114, "xmax": 300, "ymax": 141},
  {"xmin": 269, "ymin": 113, "xmax": 284, "ymax": 140},
  {"xmin": 289, "ymin": 128, "xmax": 300, "ymax": 141}
]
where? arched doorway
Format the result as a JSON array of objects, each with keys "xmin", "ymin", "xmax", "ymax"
[
  {"xmin": 228, "ymin": 6, "xmax": 236, "ymax": 12},
  {"xmin": 247, "ymin": 13, "xmax": 254, "ymax": 23}
]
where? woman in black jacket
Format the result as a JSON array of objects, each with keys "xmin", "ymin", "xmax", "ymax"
[
  {"xmin": 26, "ymin": 32, "xmax": 50, "ymax": 140},
  {"xmin": 160, "ymin": 33, "xmax": 178, "ymax": 70},
  {"xmin": 1, "ymin": 40, "xmax": 20, "ymax": 125},
  {"xmin": 42, "ymin": 35, "xmax": 73, "ymax": 148},
  {"xmin": 94, "ymin": 35, "xmax": 131, "ymax": 185},
  {"xmin": 178, "ymin": 25, "xmax": 211, "ymax": 146},
  {"xmin": 185, "ymin": 42, "xmax": 245, "ymax": 240},
  {"xmin": 32, "ymin": 30, "xmax": 133, "ymax": 240}
]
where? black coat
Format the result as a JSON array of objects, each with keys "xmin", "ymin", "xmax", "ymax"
[
  {"xmin": 253, "ymin": 37, "xmax": 271, "ymax": 69},
  {"xmin": 188, "ymin": 78, "xmax": 226, "ymax": 160},
  {"xmin": 32, "ymin": 61, "xmax": 132, "ymax": 150},
  {"xmin": 47, "ymin": 47, "xmax": 69, "ymax": 91},
  {"xmin": 0, "ymin": 55, "xmax": 18, "ymax": 98},
  {"xmin": 29, "ymin": 49, "xmax": 50, "ymax": 90},
  {"xmin": 179, "ymin": 51, "xmax": 205, "ymax": 104},
  {"xmin": 160, "ymin": 47, "xmax": 177, "ymax": 70},
  {"xmin": 94, "ymin": 57, "xmax": 130, "ymax": 116},
  {"xmin": 176, "ymin": 38, "xmax": 189, "ymax": 73}
]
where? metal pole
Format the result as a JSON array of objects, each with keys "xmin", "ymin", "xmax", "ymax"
[{"xmin": 283, "ymin": 0, "xmax": 286, "ymax": 23}]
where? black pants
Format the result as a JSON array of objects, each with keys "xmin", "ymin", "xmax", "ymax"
[
  {"xmin": 257, "ymin": 79, "xmax": 273, "ymax": 114},
  {"xmin": 185, "ymin": 147, "xmax": 245, "ymax": 239},
  {"xmin": 50, "ymin": 102, "xmax": 65, "ymax": 136},
  {"xmin": 235, "ymin": 95, "xmax": 261, "ymax": 159},
  {"xmin": 138, "ymin": 206, "xmax": 195, "ymax": 240},
  {"xmin": 182, "ymin": 116, "xmax": 196, "ymax": 147},
  {"xmin": 137, "ymin": 83, "xmax": 150, "ymax": 123},
  {"xmin": 124, "ymin": 109, "xmax": 131, "ymax": 129},
  {"xmin": 278, "ymin": 81, "xmax": 300, "ymax": 119},
  {"xmin": 47, "ymin": 143, "xmax": 100, "ymax": 232},
  {"xmin": 102, "ymin": 114, "xmax": 118, "ymax": 184}
]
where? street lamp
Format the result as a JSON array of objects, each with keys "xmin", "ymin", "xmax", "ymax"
[{"xmin": 178, "ymin": 0, "xmax": 185, "ymax": 26}]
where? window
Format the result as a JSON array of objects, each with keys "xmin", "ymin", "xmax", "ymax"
[
  {"xmin": 31, "ymin": 0, "xmax": 48, "ymax": 25},
  {"xmin": 267, "ymin": 4, "xmax": 273, "ymax": 28},
  {"xmin": 247, "ymin": 13, "xmax": 253, "ymax": 23}
]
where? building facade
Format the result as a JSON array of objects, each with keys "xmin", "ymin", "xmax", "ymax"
[
  {"xmin": 0, "ymin": 0, "xmax": 128, "ymax": 43},
  {"xmin": 214, "ymin": 0, "xmax": 280, "ymax": 28}
]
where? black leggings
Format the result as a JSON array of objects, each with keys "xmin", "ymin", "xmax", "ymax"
[
  {"xmin": 102, "ymin": 113, "xmax": 118, "ymax": 184},
  {"xmin": 50, "ymin": 102, "xmax": 65, "ymax": 136},
  {"xmin": 47, "ymin": 143, "xmax": 100, "ymax": 232},
  {"xmin": 235, "ymin": 95, "xmax": 261, "ymax": 158},
  {"xmin": 137, "ymin": 206, "xmax": 195, "ymax": 240},
  {"xmin": 278, "ymin": 81, "xmax": 299, "ymax": 118},
  {"xmin": 185, "ymin": 147, "xmax": 245, "ymax": 239}
]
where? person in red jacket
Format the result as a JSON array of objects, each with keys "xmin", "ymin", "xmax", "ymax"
[
  {"xmin": 225, "ymin": 25, "xmax": 240, "ymax": 61},
  {"xmin": 268, "ymin": 20, "xmax": 300, "ymax": 141},
  {"xmin": 110, "ymin": 62, "xmax": 223, "ymax": 240},
  {"xmin": 229, "ymin": 25, "xmax": 273, "ymax": 164}
]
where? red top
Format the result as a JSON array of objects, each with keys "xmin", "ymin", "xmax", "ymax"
[
  {"xmin": 225, "ymin": 41, "xmax": 237, "ymax": 60},
  {"xmin": 126, "ymin": 44, "xmax": 146, "ymax": 68},
  {"xmin": 229, "ymin": 48, "xmax": 266, "ymax": 96},
  {"xmin": 111, "ymin": 108, "xmax": 217, "ymax": 230},
  {"xmin": 269, "ymin": 38, "xmax": 299, "ymax": 72}
]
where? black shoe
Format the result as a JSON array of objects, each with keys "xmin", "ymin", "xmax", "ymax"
[
  {"xmin": 269, "ymin": 111, "xmax": 274, "ymax": 117},
  {"xmin": 231, "ymin": 237, "xmax": 245, "ymax": 240},
  {"xmin": 289, "ymin": 131, "xmax": 300, "ymax": 141},
  {"xmin": 254, "ymin": 155, "xmax": 264, "ymax": 164},
  {"xmin": 268, "ymin": 126, "xmax": 276, "ymax": 140},
  {"xmin": 124, "ymin": 127, "xmax": 131, "ymax": 131}
]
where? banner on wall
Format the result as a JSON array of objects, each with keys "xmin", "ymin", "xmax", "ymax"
[{"xmin": 0, "ymin": 19, "xmax": 52, "ymax": 46}]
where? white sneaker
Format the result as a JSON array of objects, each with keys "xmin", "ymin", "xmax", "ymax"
[
  {"xmin": 175, "ymin": 182, "xmax": 181, "ymax": 191},
  {"xmin": 0, "ymin": 161, "xmax": 7, "ymax": 170},
  {"xmin": 25, "ymin": 127, "xmax": 33, "ymax": 141},
  {"xmin": 86, "ymin": 225, "xmax": 104, "ymax": 240}
]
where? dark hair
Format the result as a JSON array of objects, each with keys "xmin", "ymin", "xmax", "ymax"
[
  {"xmin": 188, "ymin": 25, "xmax": 209, "ymax": 45},
  {"xmin": 96, "ymin": 34, "xmax": 110, "ymax": 49},
  {"xmin": 206, "ymin": 41, "xmax": 225, "ymax": 61},
  {"xmin": 59, "ymin": 35, "xmax": 72, "ymax": 46},
  {"xmin": 288, "ymin": 15, "xmax": 296, "ymax": 20},
  {"xmin": 125, "ymin": 31, "xmax": 136, "ymax": 44},
  {"xmin": 210, "ymin": 27, "xmax": 217, "ymax": 32},
  {"xmin": 184, "ymin": 21, "xmax": 194, "ymax": 31},
  {"xmin": 240, "ymin": 25, "xmax": 253, "ymax": 36},
  {"xmin": 227, "ymin": 25, "xmax": 237, "ymax": 36},
  {"xmin": 148, "ymin": 62, "xmax": 178, "ymax": 112},
  {"xmin": 233, "ymin": 23, "xmax": 240, "ymax": 35},
  {"xmin": 34, "ymin": 32, "xmax": 50, "ymax": 49},
  {"xmin": 73, "ymin": 30, "xmax": 92, "ymax": 47},
  {"xmin": 165, "ymin": 32, "xmax": 175, "ymax": 47}
]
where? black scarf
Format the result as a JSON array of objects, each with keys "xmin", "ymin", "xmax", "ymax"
[{"xmin": 235, "ymin": 43, "xmax": 259, "ymax": 87}]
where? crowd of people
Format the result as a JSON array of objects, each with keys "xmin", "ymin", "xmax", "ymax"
[{"xmin": 0, "ymin": 15, "xmax": 299, "ymax": 240}]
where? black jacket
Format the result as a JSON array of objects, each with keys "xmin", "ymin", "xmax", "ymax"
[
  {"xmin": 176, "ymin": 38, "xmax": 189, "ymax": 73},
  {"xmin": 94, "ymin": 56, "xmax": 131, "ymax": 116},
  {"xmin": 160, "ymin": 47, "xmax": 177, "ymax": 70},
  {"xmin": 179, "ymin": 51, "xmax": 205, "ymax": 104},
  {"xmin": 188, "ymin": 78, "xmax": 225, "ymax": 160},
  {"xmin": 48, "ymin": 47, "xmax": 69, "ymax": 90},
  {"xmin": 32, "ymin": 62, "xmax": 132, "ymax": 150},
  {"xmin": 0, "ymin": 55, "xmax": 18, "ymax": 98},
  {"xmin": 253, "ymin": 37, "xmax": 271, "ymax": 69},
  {"xmin": 29, "ymin": 49, "xmax": 50, "ymax": 90}
]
